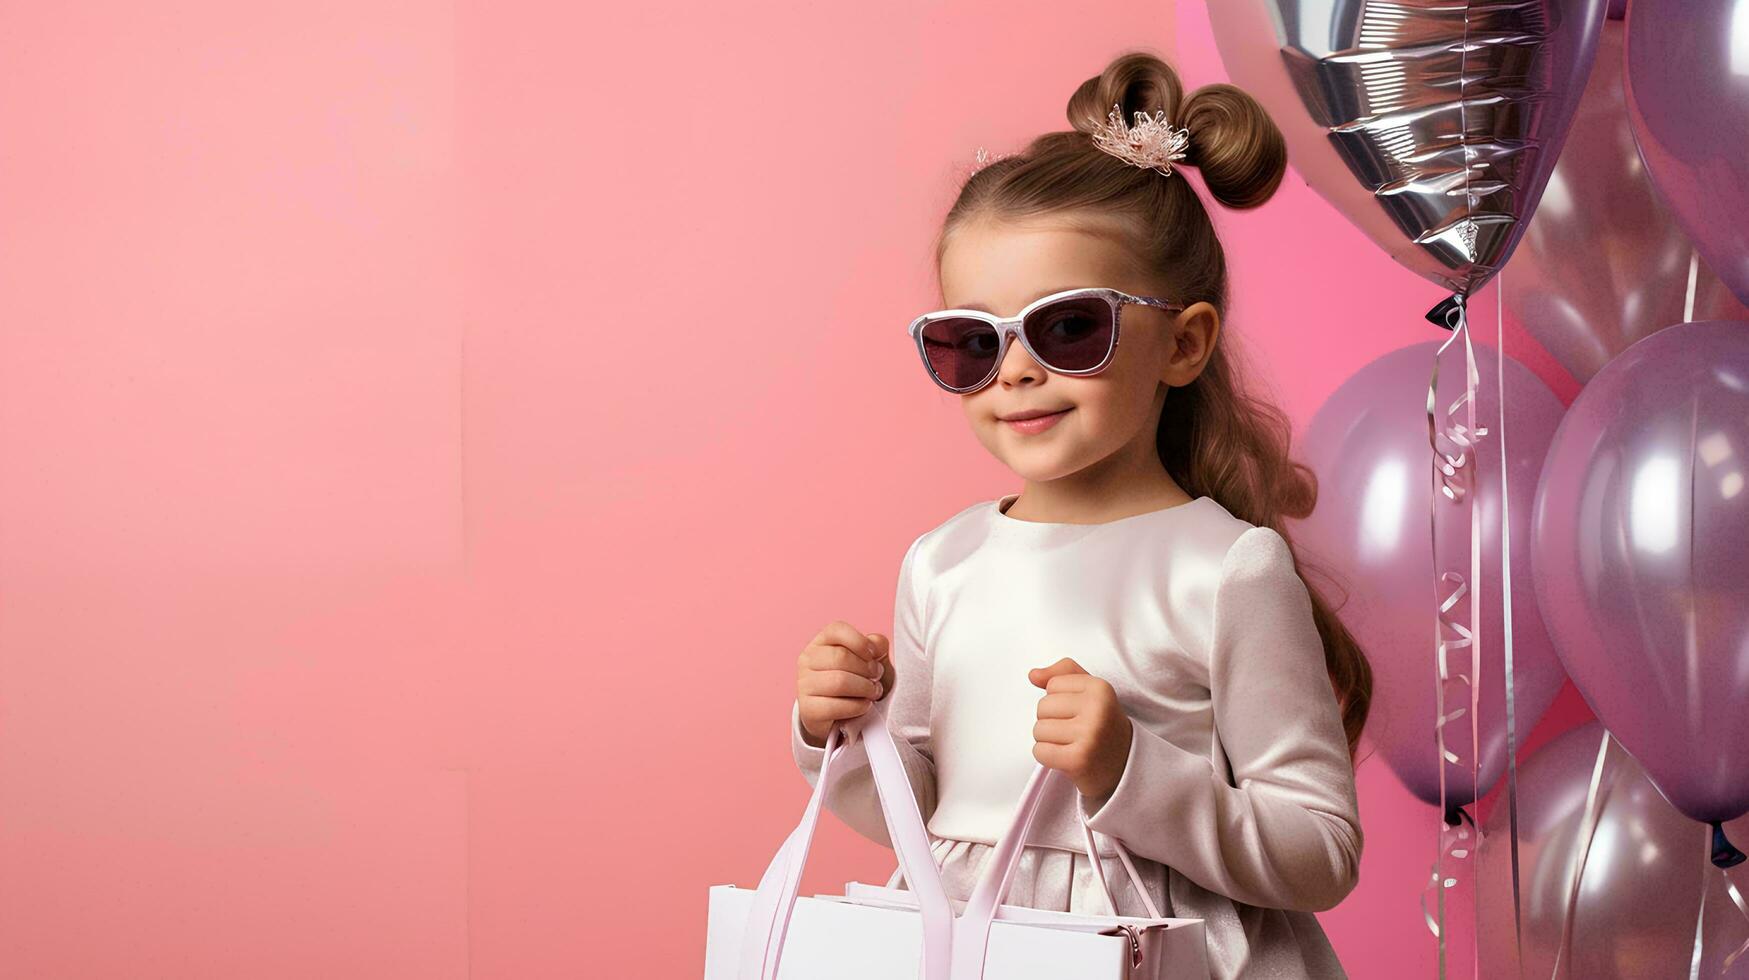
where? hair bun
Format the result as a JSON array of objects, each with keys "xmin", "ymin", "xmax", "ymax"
[
  {"xmin": 1180, "ymin": 83, "xmax": 1287, "ymax": 209},
  {"xmin": 1068, "ymin": 51, "xmax": 1182, "ymax": 141},
  {"xmin": 1068, "ymin": 52, "xmax": 1286, "ymax": 209}
]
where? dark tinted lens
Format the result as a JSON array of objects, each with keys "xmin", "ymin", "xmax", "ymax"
[
  {"xmin": 1024, "ymin": 296, "xmax": 1114, "ymax": 372},
  {"xmin": 919, "ymin": 316, "xmax": 1000, "ymax": 389}
]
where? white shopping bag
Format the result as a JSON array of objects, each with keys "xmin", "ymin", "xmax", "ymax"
[{"xmin": 704, "ymin": 697, "xmax": 1211, "ymax": 979}]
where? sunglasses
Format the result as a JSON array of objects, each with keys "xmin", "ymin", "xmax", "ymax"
[{"xmin": 907, "ymin": 287, "xmax": 1185, "ymax": 394}]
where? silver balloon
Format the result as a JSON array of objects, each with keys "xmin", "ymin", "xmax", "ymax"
[
  {"xmin": 1478, "ymin": 722, "xmax": 1749, "ymax": 977},
  {"xmin": 1508, "ymin": 20, "xmax": 1749, "ymax": 384},
  {"xmin": 1208, "ymin": 0, "xmax": 1609, "ymax": 298}
]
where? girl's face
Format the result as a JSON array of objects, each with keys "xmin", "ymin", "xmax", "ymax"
[{"xmin": 937, "ymin": 216, "xmax": 1216, "ymax": 485}]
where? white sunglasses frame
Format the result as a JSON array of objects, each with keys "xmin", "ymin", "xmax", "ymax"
[{"xmin": 906, "ymin": 286, "xmax": 1185, "ymax": 394}]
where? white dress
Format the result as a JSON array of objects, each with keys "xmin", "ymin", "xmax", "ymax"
[{"xmin": 790, "ymin": 492, "xmax": 1361, "ymax": 979}]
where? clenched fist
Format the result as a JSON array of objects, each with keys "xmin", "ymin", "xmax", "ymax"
[
  {"xmin": 1028, "ymin": 657, "xmax": 1133, "ymax": 801},
  {"xmin": 796, "ymin": 620, "xmax": 892, "ymax": 748}
]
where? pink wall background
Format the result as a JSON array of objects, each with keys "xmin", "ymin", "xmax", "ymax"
[{"xmin": 0, "ymin": 2, "xmax": 1593, "ymax": 976}]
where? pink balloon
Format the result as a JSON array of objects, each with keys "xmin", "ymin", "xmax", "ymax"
[
  {"xmin": 1508, "ymin": 20, "xmax": 1748, "ymax": 385},
  {"xmin": 1532, "ymin": 320, "xmax": 1749, "ymax": 823},
  {"xmin": 1294, "ymin": 342, "xmax": 1568, "ymax": 808},
  {"xmin": 1625, "ymin": 0, "xmax": 1749, "ymax": 307},
  {"xmin": 1477, "ymin": 722, "xmax": 1749, "ymax": 978}
]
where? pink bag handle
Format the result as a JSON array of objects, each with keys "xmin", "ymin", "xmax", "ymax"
[
  {"xmin": 887, "ymin": 780, "xmax": 1161, "ymax": 922},
  {"xmin": 856, "ymin": 696, "xmax": 1160, "ymax": 926},
  {"xmin": 739, "ymin": 697, "xmax": 1162, "ymax": 980},
  {"xmin": 737, "ymin": 701, "xmax": 954, "ymax": 979},
  {"xmin": 734, "ymin": 720, "xmax": 849, "ymax": 979},
  {"xmin": 948, "ymin": 756, "xmax": 1162, "ymax": 975}
]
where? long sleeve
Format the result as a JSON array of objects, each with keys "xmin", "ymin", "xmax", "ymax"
[
  {"xmin": 789, "ymin": 534, "xmax": 937, "ymax": 849},
  {"xmin": 1078, "ymin": 525, "xmax": 1363, "ymax": 913}
]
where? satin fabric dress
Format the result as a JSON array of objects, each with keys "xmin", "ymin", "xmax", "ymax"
[{"xmin": 790, "ymin": 492, "xmax": 1361, "ymax": 979}]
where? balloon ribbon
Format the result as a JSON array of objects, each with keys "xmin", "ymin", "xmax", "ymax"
[
  {"xmin": 1552, "ymin": 729, "xmax": 1614, "ymax": 978},
  {"xmin": 1491, "ymin": 274, "xmax": 1526, "ymax": 979},
  {"xmin": 1690, "ymin": 822, "xmax": 1749, "ymax": 977},
  {"xmin": 1423, "ymin": 290, "xmax": 1488, "ymax": 980}
]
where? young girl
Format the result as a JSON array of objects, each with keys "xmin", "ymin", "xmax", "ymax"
[{"xmin": 789, "ymin": 50, "xmax": 1371, "ymax": 980}]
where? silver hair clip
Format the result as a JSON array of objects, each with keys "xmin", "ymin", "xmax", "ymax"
[
  {"xmin": 1087, "ymin": 101, "xmax": 1190, "ymax": 177},
  {"xmin": 968, "ymin": 145, "xmax": 1013, "ymax": 176}
]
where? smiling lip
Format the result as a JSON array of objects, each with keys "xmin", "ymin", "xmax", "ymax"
[
  {"xmin": 998, "ymin": 407, "xmax": 1072, "ymax": 421},
  {"xmin": 1001, "ymin": 407, "xmax": 1071, "ymax": 434}
]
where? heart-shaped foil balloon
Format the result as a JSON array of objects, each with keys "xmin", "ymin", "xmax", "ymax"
[{"xmin": 1208, "ymin": 0, "xmax": 1609, "ymax": 301}]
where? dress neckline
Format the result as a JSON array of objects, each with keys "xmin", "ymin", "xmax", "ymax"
[{"xmin": 990, "ymin": 492, "xmax": 1211, "ymax": 531}]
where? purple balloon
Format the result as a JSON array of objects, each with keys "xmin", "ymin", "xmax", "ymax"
[
  {"xmin": 1508, "ymin": 19, "xmax": 1749, "ymax": 385},
  {"xmin": 1294, "ymin": 343, "xmax": 1568, "ymax": 808},
  {"xmin": 1533, "ymin": 320, "xmax": 1749, "ymax": 823},
  {"xmin": 1625, "ymin": 0, "xmax": 1749, "ymax": 307},
  {"xmin": 1477, "ymin": 722, "xmax": 1749, "ymax": 978}
]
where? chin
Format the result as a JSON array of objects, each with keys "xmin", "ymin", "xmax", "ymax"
[{"xmin": 996, "ymin": 446, "xmax": 1087, "ymax": 484}]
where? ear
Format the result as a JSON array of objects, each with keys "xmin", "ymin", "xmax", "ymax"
[{"xmin": 1160, "ymin": 301, "xmax": 1220, "ymax": 388}]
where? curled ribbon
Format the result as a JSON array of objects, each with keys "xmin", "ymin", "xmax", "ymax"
[
  {"xmin": 1688, "ymin": 824, "xmax": 1749, "ymax": 977},
  {"xmin": 1424, "ymin": 292, "xmax": 1488, "ymax": 978},
  {"xmin": 1424, "ymin": 282, "xmax": 1526, "ymax": 978},
  {"xmin": 1716, "ymin": 863, "xmax": 1749, "ymax": 972},
  {"xmin": 1421, "ymin": 805, "xmax": 1476, "ymax": 940}
]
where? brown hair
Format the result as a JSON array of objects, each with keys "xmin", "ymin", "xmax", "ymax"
[{"xmin": 933, "ymin": 50, "xmax": 1372, "ymax": 759}]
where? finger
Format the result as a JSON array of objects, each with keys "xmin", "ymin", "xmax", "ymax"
[
  {"xmin": 1043, "ymin": 673, "xmax": 1089, "ymax": 694},
  {"xmin": 808, "ymin": 623, "xmax": 888, "ymax": 668},
  {"xmin": 1028, "ymin": 656, "xmax": 1089, "ymax": 688},
  {"xmin": 814, "ymin": 620, "xmax": 883, "ymax": 662},
  {"xmin": 1031, "ymin": 740, "xmax": 1076, "ymax": 771},
  {"xmin": 799, "ymin": 668, "xmax": 883, "ymax": 701},
  {"xmin": 802, "ymin": 644, "xmax": 884, "ymax": 679},
  {"xmin": 865, "ymin": 633, "xmax": 895, "ymax": 689},
  {"xmin": 1031, "ymin": 717, "xmax": 1079, "ymax": 745},
  {"xmin": 1034, "ymin": 691, "xmax": 1080, "ymax": 720}
]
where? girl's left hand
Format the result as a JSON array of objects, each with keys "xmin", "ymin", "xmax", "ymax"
[{"xmin": 1028, "ymin": 657, "xmax": 1133, "ymax": 801}]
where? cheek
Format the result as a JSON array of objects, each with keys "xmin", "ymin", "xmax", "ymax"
[
  {"xmin": 1067, "ymin": 376, "xmax": 1152, "ymax": 432},
  {"xmin": 961, "ymin": 392, "xmax": 994, "ymax": 422}
]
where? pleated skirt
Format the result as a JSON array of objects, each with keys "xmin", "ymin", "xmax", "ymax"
[
  {"xmin": 884, "ymin": 835, "xmax": 1171, "ymax": 918},
  {"xmin": 880, "ymin": 835, "xmax": 1348, "ymax": 979}
]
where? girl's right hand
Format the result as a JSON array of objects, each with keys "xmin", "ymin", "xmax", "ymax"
[{"xmin": 796, "ymin": 621, "xmax": 892, "ymax": 747}]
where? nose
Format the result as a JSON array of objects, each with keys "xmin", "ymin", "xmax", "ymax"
[{"xmin": 994, "ymin": 326, "xmax": 1043, "ymax": 388}]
